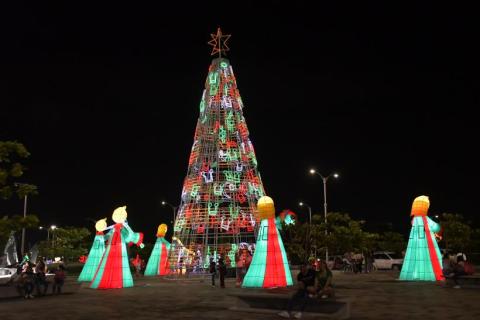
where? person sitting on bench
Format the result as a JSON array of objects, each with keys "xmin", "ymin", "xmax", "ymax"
[
  {"xmin": 444, "ymin": 255, "xmax": 466, "ymax": 288},
  {"xmin": 315, "ymin": 260, "xmax": 334, "ymax": 299},
  {"xmin": 278, "ymin": 263, "xmax": 316, "ymax": 319}
]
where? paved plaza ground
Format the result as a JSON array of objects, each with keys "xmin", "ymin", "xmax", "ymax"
[{"xmin": 1, "ymin": 270, "xmax": 479, "ymax": 319}]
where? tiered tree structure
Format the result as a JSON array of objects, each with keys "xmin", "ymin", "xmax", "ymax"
[{"xmin": 169, "ymin": 28, "xmax": 266, "ymax": 272}]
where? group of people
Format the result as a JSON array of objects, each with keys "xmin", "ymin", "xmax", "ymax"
[
  {"xmin": 342, "ymin": 252, "xmax": 375, "ymax": 273},
  {"xmin": 278, "ymin": 258, "xmax": 335, "ymax": 319},
  {"xmin": 442, "ymin": 252, "xmax": 474, "ymax": 288},
  {"xmin": 8, "ymin": 256, "xmax": 66, "ymax": 299}
]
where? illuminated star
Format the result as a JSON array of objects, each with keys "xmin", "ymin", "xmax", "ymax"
[{"xmin": 208, "ymin": 27, "xmax": 231, "ymax": 57}]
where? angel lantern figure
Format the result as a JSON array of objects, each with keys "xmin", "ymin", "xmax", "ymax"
[
  {"xmin": 242, "ymin": 196, "xmax": 293, "ymax": 288},
  {"xmin": 90, "ymin": 206, "xmax": 144, "ymax": 289},
  {"xmin": 78, "ymin": 218, "xmax": 107, "ymax": 282},
  {"xmin": 400, "ymin": 196, "xmax": 444, "ymax": 281},
  {"xmin": 144, "ymin": 223, "xmax": 171, "ymax": 276}
]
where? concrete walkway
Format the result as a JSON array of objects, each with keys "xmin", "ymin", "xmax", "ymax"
[{"xmin": 1, "ymin": 271, "xmax": 479, "ymax": 319}]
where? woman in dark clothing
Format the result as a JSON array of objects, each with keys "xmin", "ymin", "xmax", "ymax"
[
  {"xmin": 218, "ymin": 256, "xmax": 227, "ymax": 288},
  {"xmin": 209, "ymin": 258, "xmax": 216, "ymax": 286},
  {"xmin": 35, "ymin": 257, "xmax": 48, "ymax": 296}
]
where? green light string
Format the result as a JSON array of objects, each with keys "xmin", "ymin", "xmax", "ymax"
[
  {"xmin": 248, "ymin": 152, "xmax": 258, "ymax": 167},
  {"xmin": 224, "ymin": 171, "xmax": 241, "ymax": 184},
  {"xmin": 225, "ymin": 149, "xmax": 239, "ymax": 162},
  {"xmin": 190, "ymin": 184, "xmax": 200, "ymax": 198},
  {"xmin": 226, "ymin": 111, "xmax": 235, "ymax": 131},
  {"xmin": 228, "ymin": 243, "xmax": 237, "ymax": 267},
  {"xmin": 209, "ymin": 71, "xmax": 219, "ymax": 96},
  {"xmin": 229, "ymin": 204, "xmax": 240, "ymax": 219},
  {"xmin": 213, "ymin": 183, "xmax": 224, "ymax": 196},
  {"xmin": 219, "ymin": 125, "xmax": 227, "ymax": 143},
  {"xmin": 208, "ymin": 202, "xmax": 220, "ymax": 216}
]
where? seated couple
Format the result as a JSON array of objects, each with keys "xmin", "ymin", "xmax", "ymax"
[{"xmin": 279, "ymin": 260, "xmax": 334, "ymax": 319}]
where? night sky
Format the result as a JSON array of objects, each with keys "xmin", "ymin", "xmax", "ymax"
[{"xmin": 1, "ymin": 2, "xmax": 478, "ymax": 243}]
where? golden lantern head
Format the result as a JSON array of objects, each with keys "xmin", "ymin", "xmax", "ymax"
[
  {"xmin": 112, "ymin": 206, "xmax": 128, "ymax": 223},
  {"xmin": 411, "ymin": 196, "xmax": 430, "ymax": 216},
  {"xmin": 257, "ymin": 196, "xmax": 275, "ymax": 220},
  {"xmin": 95, "ymin": 218, "xmax": 107, "ymax": 232},
  {"xmin": 157, "ymin": 223, "xmax": 168, "ymax": 237}
]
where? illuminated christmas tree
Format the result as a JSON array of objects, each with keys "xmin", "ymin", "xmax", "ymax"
[
  {"xmin": 169, "ymin": 28, "xmax": 266, "ymax": 272},
  {"xmin": 242, "ymin": 196, "xmax": 293, "ymax": 288},
  {"xmin": 400, "ymin": 196, "xmax": 444, "ymax": 281},
  {"xmin": 90, "ymin": 206, "xmax": 144, "ymax": 289},
  {"xmin": 78, "ymin": 218, "xmax": 107, "ymax": 282},
  {"xmin": 145, "ymin": 223, "xmax": 171, "ymax": 276}
]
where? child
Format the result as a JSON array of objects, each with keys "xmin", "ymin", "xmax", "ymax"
[{"xmin": 52, "ymin": 265, "xmax": 66, "ymax": 294}]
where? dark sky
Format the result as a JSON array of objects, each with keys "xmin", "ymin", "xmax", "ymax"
[{"xmin": 1, "ymin": 2, "xmax": 478, "ymax": 242}]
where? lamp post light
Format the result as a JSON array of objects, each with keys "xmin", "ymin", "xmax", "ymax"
[
  {"xmin": 309, "ymin": 168, "xmax": 339, "ymax": 263},
  {"xmin": 299, "ymin": 201, "xmax": 312, "ymax": 257},
  {"xmin": 161, "ymin": 200, "xmax": 178, "ymax": 230}
]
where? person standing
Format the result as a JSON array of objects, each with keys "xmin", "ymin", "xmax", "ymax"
[
  {"xmin": 22, "ymin": 263, "xmax": 35, "ymax": 299},
  {"xmin": 218, "ymin": 256, "xmax": 227, "ymax": 288},
  {"xmin": 209, "ymin": 258, "xmax": 216, "ymax": 286},
  {"xmin": 35, "ymin": 257, "xmax": 48, "ymax": 296},
  {"xmin": 52, "ymin": 265, "xmax": 66, "ymax": 294}
]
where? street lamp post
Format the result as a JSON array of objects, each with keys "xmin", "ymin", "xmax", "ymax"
[
  {"xmin": 21, "ymin": 195, "xmax": 27, "ymax": 256},
  {"xmin": 299, "ymin": 202, "xmax": 312, "ymax": 257},
  {"xmin": 309, "ymin": 169, "xmax": 339, "ymax": 264},
  {"xmin": 50, "ymin": 225, "xmax": 57, "ymax": 247},
  {"xmin": 298, "ymin": 202, "xmax": 312, "ymax": 224},
  {"xmin": 161, "ymin": 201, "xmax": 178, "ymax": 230}
]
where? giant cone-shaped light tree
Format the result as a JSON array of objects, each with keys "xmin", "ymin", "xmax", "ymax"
[
  {"xmin": 90, "ymin": 206, "xmax": 144, "ymax": 289},
  {"xmin": 242, "ymin": 196, "xmax": 293, "ymax": 288},
  {"xmin": 400, "ymin": 196, "xmax": 444, "ymax": 281},
  {"xmin": 144, "ymin": 223, "xmax": 171, "ymax": 276},
  {"xmin": 78, "ymin": 218, "xmax": 107, "ymax": 282},
  {"xmin": 169, "ymin": 28, "xmax": 266, "ymax": 272}
]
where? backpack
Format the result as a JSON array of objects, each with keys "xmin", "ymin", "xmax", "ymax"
[{"xmin": 463, "ymin": 262, "xmax": 475, "ymax": 275}]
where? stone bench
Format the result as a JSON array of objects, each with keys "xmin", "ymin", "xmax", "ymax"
[
  {"xmin": 447, "ymin": 274, "xmax": 480, "ymax": 288},
  {"xmin": 228, "ymin": 291, "xmax": 351, "ymax": 319},
  {"xmin": 0, "ymin": 276, "xmax": 81, "ymax": 299}
]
